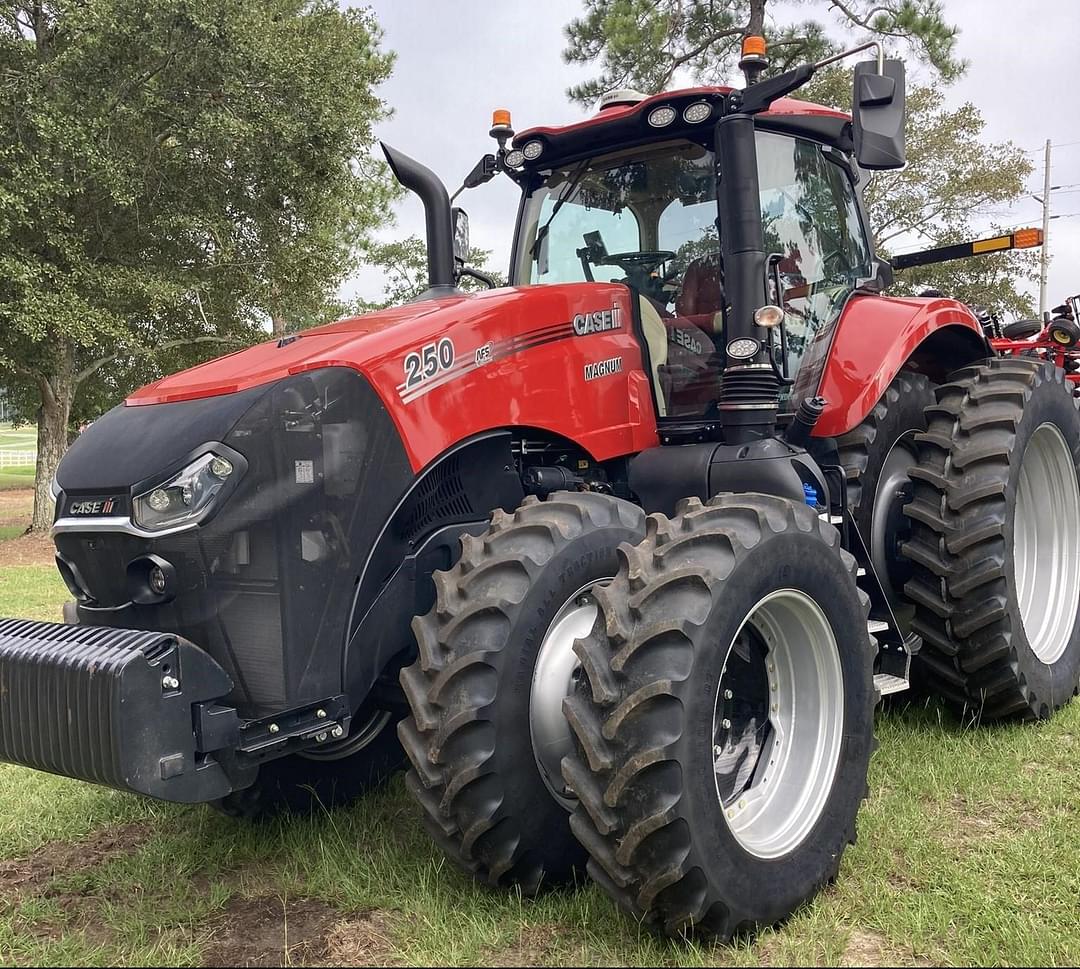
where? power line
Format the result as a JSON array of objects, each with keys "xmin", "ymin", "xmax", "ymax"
[{"xmin": 1025, "ymin": 140, "xmax": 1080, "ymax": 155}]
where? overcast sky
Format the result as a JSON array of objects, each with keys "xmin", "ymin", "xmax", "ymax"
[{"xmin": 346, "ymin": 0, "xmax": 1080, "ymax": 315}]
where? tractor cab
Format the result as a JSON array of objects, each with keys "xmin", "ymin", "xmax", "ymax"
[{"xmin": 507, "ymin": 90, "xmax": 875, "ymax": 418}]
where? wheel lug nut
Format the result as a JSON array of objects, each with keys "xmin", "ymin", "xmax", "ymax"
[
  {"xmin": 723, "ymin": 689, "xmax": 733, "ymax": 700},
  {"xmin": 721, "ymin": 718, "xmax": 732, "ymax": 730}
]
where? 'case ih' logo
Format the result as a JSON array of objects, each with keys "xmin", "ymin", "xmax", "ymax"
[
  {"xmin": 573, "ymin": 304, "xmax": 623, "ymax": 336},
  {"xmin": 69, "ymin": 497, "xmax": 119, "ymax": 516}
]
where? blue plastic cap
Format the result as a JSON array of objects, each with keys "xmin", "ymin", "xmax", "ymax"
[{"xmin": 802, "ymin": 482, "xmax": 818, "ymax": 507}]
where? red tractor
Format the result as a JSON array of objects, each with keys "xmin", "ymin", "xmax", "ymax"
[{"xmin": 1, "ymin": 38, "xmax": 1078, "ymax": 941}]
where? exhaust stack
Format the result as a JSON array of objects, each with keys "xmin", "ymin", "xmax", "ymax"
[{"xmin": 381, "ymin": 143, "xmax": 458, "ymax": 300}]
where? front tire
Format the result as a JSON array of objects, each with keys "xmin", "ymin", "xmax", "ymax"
[
  {"xmin": 399, "ymin": 492, "xmax": 647, "ymax": 892},
  {"xmin": 212, "ymin": 705, "xmax": 404, "ymax": 819},
  {"xmin": 562, "ymin": 494, "xmax": 875, "ymax": 939},
  {"xmin": 904, "ymin": 358, "xmax": 1080, "ymax": 720}
]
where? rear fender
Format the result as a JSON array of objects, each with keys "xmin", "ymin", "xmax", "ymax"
[{"xmin": 814, "ymin": 295, "xmax": 990, "ymax": 438}]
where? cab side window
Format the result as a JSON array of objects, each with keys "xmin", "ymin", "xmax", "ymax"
[{"xmin": 756, "ymin": 132, "xmax": 872, "ymax": 402}]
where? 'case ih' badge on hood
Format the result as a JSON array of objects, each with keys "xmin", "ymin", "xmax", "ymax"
[
  {"xmin": 69, "ymin": 497, "xmax": 120, "ymax": 516},
  {"xmin": 573, "ymin": 303, "xmax": 623, "ymax": 336}
]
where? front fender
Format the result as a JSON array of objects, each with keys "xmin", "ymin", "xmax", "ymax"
[{"xmin": 814, "ymin": 294, "xmax": 989, "ymax": 438}]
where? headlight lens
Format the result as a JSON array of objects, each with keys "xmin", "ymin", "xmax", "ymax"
[{"xmin": 133, "ymin": 452, "xmax": 236, "ymax": 531}]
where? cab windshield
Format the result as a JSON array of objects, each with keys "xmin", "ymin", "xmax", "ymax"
[{"xmin": 513, "ymin": 133, "xmax": 871, "ymax": 417}]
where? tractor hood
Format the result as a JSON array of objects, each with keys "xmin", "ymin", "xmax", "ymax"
[{"xmin": 127, "ymin": 294, "xmax": 474, "ymax": 406}]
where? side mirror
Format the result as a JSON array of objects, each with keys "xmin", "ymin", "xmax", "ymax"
[
  {"xmin": 852, "ymin": 58, "xmax": 905, "ymax": 170},
  {"xmin": 861, "ymin": 257, "xmax": 894, "ymax": 293},
  {"xmin": 452, "ymin": 208, "xmax": 470, "ymax": 266}
]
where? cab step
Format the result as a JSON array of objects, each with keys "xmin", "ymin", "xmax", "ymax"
[
  {"xmin": 867, "ymin": 619, "xmax": 890, "ymax": 635},
  {"xmin": 873, "ymin": 673, "xmax": 910, "ymax": 696}
]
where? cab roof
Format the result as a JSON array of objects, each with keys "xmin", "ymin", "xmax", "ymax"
[{"xmin": 513, "ymin": 86, "xmax": 851, "ymax": 167}]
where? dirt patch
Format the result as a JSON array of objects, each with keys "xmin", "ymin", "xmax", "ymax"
[
  {"xmin": 0, "ymin": 488, "xmax": 54, "ymax": 567},
  {"xmin": 0, "ymin": 821, "xmax": 155, "ymax": 903},
  {"xmin": 325, "ymin": 910, "xmax": 402, "ymax": 967},
  {"xmin": 940, "ymin": 794, "xmax": 1043, "ymax": 848},
  {"xmin": 201, "ymin": 896, "xmax": 401, "ymax": 968},
  {"xmin": 841, "ymin": 928, "xmax": 935, "ymax": 967},
  {"xmin": 0, "ymin": 489, "xmax": 33, "ymax": 518},
  {"xmin": 480, "ymin": 923, "xmax": 571, "ymax": 967},
  {"xmin": 0, "ymin": 530, "xmax": 56, "ymax": 567}
]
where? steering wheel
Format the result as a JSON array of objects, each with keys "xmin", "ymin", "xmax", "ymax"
[{"xmin": 604, "ymin": 251, "xmax": 676, "ymax": 274}]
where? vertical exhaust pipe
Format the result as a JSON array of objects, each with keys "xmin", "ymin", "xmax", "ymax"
[{"xmin": 380, "ymin": 142, "xmax": 458, "ymax": 299}]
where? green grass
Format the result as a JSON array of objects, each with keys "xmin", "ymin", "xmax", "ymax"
[
  {"xmin": 0, "ymin": 424, "xmax": 37, "ymax": 491},
  {"xmin": 0, "ymin": 571, "xmax": 1077, "ymax": 966},
  {"xmin": 0, "ymin": 466, "xmax": 35, "ymax": 490},
  {"xmin": 0, "ymin": 425, "xmax": 36, "ymax": 450}
]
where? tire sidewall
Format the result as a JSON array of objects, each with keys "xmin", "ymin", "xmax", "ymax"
[
  {"xmin": 1002, "ymin": 372, "xmax": 1080, "ymax": 701},
  {"xmin": 494, "ymin": 520, "xmax": 643, "ymax": 873},
  {"xmin": 677, "ymin": 531, "xmax": 874, "ymax": 919}
]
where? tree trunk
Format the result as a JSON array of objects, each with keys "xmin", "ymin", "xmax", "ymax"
[{"xmin": 30, "ymin": 342, "xmax": 75, "ymax": 533}]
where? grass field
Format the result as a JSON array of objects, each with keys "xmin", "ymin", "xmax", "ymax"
[
  {"xmin": 0, "ymin": 500, "xmax": 1077, "ymax": 967},
  {"xmin": 0, "ymin": 425, "xmax": 36, "ymax": 492},
  {"xmin": 0, "ymin": 426, "xmax": 36, "ymax": 450}
]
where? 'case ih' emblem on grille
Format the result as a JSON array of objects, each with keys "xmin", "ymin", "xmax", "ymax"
[{"xmin": 69, "ymin": 497, "xmax": 119, "ymax": 516}]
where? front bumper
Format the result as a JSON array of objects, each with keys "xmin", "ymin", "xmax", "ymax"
[{"xmin": 0, "ymin": 618, "xmax": 243, "ymax": 803}]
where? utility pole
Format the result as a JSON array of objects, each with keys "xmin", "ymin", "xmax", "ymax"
[{"xmin": 1040, "ymin": 139, "xmax": 1052, "ymax": 317}]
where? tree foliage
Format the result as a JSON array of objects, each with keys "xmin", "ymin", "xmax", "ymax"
[
  {"xmin": 0, "ymin": 0, "xmax": 396, "ymax": 528},
  {"xmin": 562, "ymin": 0, "xmax": 963, "ymax": 107},
  {"xmin": 803, "ymin": 69, "xmax": 1036, "ymax": 317},
  {"xmin": 359, "ymin": 236, "xmax": 507, "ymax": 310}
]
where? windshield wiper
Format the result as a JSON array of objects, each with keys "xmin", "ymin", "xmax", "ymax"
[{"xmin": 530, "ymin": 158, "xmax": 593, "ymax": 257}]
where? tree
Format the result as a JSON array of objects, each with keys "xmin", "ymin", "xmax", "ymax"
[
  {"xmin": 563, "ymin": 0, "xmax": 963, "ymax": 107},
  {"xmin": 359, "ymin": 236, "xmax": 507, "ymax": 310},
  {"xmin": 0, "ymin": 1, "xmax": 397, "ymax": 530},
  {"xmin": 803, "ymin": 70, "xmax": 1037, "ymax": 317}
]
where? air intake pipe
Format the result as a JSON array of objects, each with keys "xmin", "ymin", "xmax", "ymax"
[{"xmin": 380, "ymin": 142, "xmax": 458, "ymax": 299}]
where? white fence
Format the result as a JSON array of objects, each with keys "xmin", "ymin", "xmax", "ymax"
[{"xmin": 0, "ymin": 450, "xmax": 35, "ymax": 468}]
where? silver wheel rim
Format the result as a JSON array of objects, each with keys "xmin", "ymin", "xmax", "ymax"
[
  {"xmin": 712, "ymin": 589, "xmax": 845, "ymax": 860},
  {"xmin": 1013, "ymin": 422, "xmax": 1080, "ymax": 665},
  {"xmin": 530, "ymin": 581, "xmax": 605, "ymax": 810}
]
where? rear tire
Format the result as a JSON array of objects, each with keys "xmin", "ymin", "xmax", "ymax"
[
  {"xmin": 399, "ymin": 492, "xmax": 647, "ymax": 892},
  {"xmin": 561, "ymin": 494, "xmax": 875, "ymax": 939},
  {"xmin": 904, "ymin": 358, "xmax": 1080, "ymax": 720},
  {"xmin": 836, "ymin": 371, "xmax": 936, "ymax": 634}
]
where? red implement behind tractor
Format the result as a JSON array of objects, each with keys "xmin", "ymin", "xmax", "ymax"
[
  {"xmin": 990, "ymin": 294, "xmax": 1080, "ymax": 392},
  {"xmin": 0, "ymin": 36, "xmax": 1077, "ymax": 942}
]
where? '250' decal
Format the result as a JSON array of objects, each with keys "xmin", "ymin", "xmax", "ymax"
[{"xmin": 403, "ymin": 337, "xmax": 455, "ymax": 389}]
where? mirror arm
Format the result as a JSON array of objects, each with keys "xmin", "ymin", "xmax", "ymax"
[
  {"xmin": 456, "ymin": 267, "xmax": 500, "ymax": 290},
  {"xmin": 814, "ymin": 39, "xmax": 884, "ymax": 73}
]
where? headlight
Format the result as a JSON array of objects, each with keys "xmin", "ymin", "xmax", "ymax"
[{"xmin": 133, "ymin": 452, "xmax": 236, "ymax": 532}]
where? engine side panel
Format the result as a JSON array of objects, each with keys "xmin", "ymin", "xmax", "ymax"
[
  {"xmin": 814, "ymin": 294, "xmax": 989, "ymax": 438},
  {"xmin": 128, "ymin": 283, "xmax": 661, "ymax": 470}
]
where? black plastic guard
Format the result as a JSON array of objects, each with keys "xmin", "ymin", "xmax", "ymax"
[{"xmin": 0, "ymin": 619, "xmax": 238, "ymax": 803}]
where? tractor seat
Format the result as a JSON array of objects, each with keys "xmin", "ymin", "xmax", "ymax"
[{"xmin": 676, "ymin": 253, "xmax": 724, "ymax": 333}]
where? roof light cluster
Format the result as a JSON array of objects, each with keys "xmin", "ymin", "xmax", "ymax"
[{"xmin": 646, "ymin": 101, "xmax": 714, "ymax": 128}]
